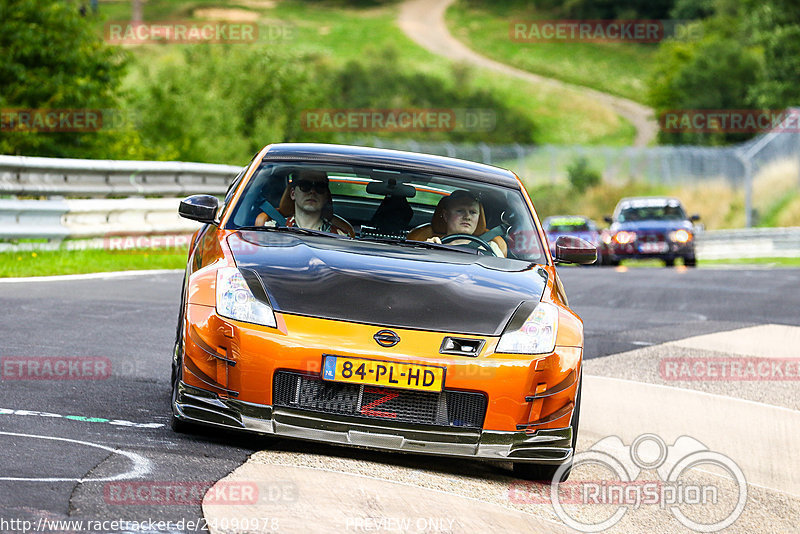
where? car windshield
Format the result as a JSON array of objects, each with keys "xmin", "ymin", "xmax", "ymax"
[
  {"xmin": 225, "ymin": 162, "xmax": 547, "ymax": 264},
  {"xmin": 618, "ymin": 203, "xmax": 686, "ymax": 222}
]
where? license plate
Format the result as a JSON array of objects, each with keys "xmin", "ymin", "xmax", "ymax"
[
  {"xmin": 321, "ymin": 355, "xmax": 445, "ymax": 392},
  {"xmin": 639, "ymin": 242, "xmax": 668, "ymax": 253}
]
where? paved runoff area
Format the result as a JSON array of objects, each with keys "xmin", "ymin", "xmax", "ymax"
[{"xmin": 204, "ymin": 323, "xmax": 800, "ymax": 534}]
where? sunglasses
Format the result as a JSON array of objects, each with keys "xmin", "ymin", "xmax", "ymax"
[{"xmin": 292, "ymin": 180, "xmax": 328, "ymax": 194}]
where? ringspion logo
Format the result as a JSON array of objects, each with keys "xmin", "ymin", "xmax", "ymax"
[{"xmin": 509, "ymin": 434, "xmax": 747, "ymax": 532}]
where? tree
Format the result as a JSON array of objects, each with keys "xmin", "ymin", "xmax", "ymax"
[
  {"xmin": 647, "ymin": 0, "xmax": 800, "ymax": 145},
  {"xmin": 131, "ymin": 0, "xmax": 142, "ymax": 22},
  {"xmin": 744, "ymin": 0, "xmax": 800, "ymax": 109},
  {"xmin": 567, "ymin": 157, "xmax": 601, "ymax": 192},
  {"xmin": 0, "ymin": 0, "xmax": 135, "ymax": 158}
]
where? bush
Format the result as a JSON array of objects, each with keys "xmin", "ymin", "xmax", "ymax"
[
  {"xmin": 127, "ymin": 45, "xmax": 539, "ymax": 164},
  {"xmin": 566, "ymin": 157, "xmax": 601, "ymax": 193}
]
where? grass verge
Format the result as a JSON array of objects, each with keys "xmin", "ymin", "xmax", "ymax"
[
  {"xmin": 0, "ymin": 248, "xmax": 187, "ymax": 278},
  {"xmin": 445, "ymin": 0, "xmax": 655, "ymax": 103},
  {"xmin": 2, "ymin": 248, "xmax": 796, "ymax": 278},
  {"xmin": 697, "ymin": 257, "xmax": 800, "ymax": 267}
]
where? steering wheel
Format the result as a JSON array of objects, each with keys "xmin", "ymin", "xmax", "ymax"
[{"xmin": 441, "ymin": 233, "xmax": 498, "ymax": 257}]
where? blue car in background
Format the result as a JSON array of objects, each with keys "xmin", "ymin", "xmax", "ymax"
[
  {"xmin": 602, "ymin": 197, "xmax": 700, "ymax": 267},
  {"xmin": 543, "ymin": 215, "xmax": 603, "ymax": 266}
]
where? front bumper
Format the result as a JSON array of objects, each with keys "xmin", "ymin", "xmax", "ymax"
[
  {"xmin": 607, "ymin": 242, "xmax": 694, "ymax": 260},
  {"xmin": 174, "ymin": 381, "xmax": 574, "ymax": 465}
]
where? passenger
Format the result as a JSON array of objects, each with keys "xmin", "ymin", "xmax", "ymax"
[
  {"xmin": 255, "ymin": 170, "xmax": 350, "ymax": 236},
  {"xmin": 410, "ymin": 190, "xmax": 507, "ymax": 257}
]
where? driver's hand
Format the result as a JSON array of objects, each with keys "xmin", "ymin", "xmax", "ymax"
[
  {"xmin": 262, "ymin": 219, "xmax": 277, "ymax": 228},
  {"xmin": 426, "ymin": 237, "xmax": 442, "ymax": 244}
]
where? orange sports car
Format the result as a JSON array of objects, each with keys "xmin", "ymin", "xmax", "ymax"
[{"xmin": 172, "ymin": 143, "xmax": 596, "ymax": 480}]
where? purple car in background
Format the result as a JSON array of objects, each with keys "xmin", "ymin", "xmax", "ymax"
[
  {"xmin": 602, "ymin": 197, "xmax": 700, "ymax": 267},
  {"xmin": 543, "ymin": 215, "xmax": 603, "ymax": 266}
]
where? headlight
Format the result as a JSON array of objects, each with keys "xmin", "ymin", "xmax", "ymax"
[
  {"xmin": 614, "ymin": 231, "xmax": 636, "ymax": 244},
  {"xmin": 496, "ymin": 302, "xmax": 558, "ymax": 354},
  {"xmin": 669, "ymin": 229, "xmax": 691, "ymax": 243},
  {"xmin": 601, "ymin": 233, "xmax": 613, "ymax": 245},
  {"xmin": 216, "ymin": 267, "xmax": 276, "ymax": 327}
]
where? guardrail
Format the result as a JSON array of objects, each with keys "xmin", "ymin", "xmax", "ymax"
[
  {"xmin": 0, "ymin": 198, "xmax": 201, "ymax": 251},
  {"xmin": 695, "ymin": 227, "xmax": 800, "ymax": 260},
  {"xmin": 0, "ymin": 155, "xmax": 242, "ymax": 197},
  {"xmin": 2, "ymin": 195, "xmax": 798, "ymax": 259}
]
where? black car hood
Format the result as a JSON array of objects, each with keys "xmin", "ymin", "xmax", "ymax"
[{"xmin": 228, "ymin": 231, "xmax": 547, "ymax": 336}]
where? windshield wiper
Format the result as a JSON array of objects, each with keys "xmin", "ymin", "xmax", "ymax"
[{"xmin": 236, "ymin": 226, "xmax": 347, "ymax": 238}]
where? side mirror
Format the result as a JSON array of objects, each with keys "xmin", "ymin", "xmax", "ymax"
[
  {"xmin": 603, "ymin": 215, "xmax": 613, "ymax": 224},
  {"xmin": 179, "ymin": 195, "xmax": 219, "ymax": 224},
  {"xmin": 554, "ymin": 236, "xmax": 597, "ymax": 265},
  {"xmin": 690, "ymin": 214, "xmax": 700, "ymax": 222}
]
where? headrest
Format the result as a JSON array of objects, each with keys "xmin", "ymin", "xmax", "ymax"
[{"xmin": 371, "ymin": 195, "xmax": 414, "ymax": 230}]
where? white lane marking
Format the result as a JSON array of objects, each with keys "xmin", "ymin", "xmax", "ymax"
[
  {"xmin": 630, "ymin": 341, "xmax": 655, "ymax": 346},
  {"xmin": 0, "ymin": 269, "xmax": 182, "ymax": 283},
  {"xmin": 0, "ymin": 431, "xmax": 151, "ymax": 482},
  {"xmin": 0, "ymin": 407, "xmax": 164, "ymax": 429}
]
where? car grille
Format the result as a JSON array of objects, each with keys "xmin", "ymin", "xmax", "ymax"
[
  {"xmin": 273, "ymin": 371, "xmax": 487, "ymax": 429},
  {"xmin": 637, "ymin": 231, "xmax": 666, "ymax": 242}
]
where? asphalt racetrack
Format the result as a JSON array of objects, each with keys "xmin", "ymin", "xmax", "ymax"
[{"xmin": 1, "ymin": 267, "xmax": 798, "ymax": 533}]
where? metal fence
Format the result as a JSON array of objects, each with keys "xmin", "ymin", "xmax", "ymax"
[
  {"xmin": 363, "ymin": 118, "xmax": 800, "ymax": 228},
  {"xmin": 362, "ymin": 111, "xmax": 800, "ymax": 190}
]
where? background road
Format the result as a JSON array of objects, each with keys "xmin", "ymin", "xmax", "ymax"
[{"xmin": 1, "ymin": 267, "xmax": 798, "ymax": 532}]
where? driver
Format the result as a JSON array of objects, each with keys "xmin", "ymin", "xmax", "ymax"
[{"xmin": 424, "ymin": 190, "xmax": 507, "ymax": 257}]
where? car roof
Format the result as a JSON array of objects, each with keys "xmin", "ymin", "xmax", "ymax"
[
  {"xmin": 617, "ymin": 196, "xmax": 684, "ymax": 208},
  {"xmin": 261, "ymin": 143, "xmax": 521, "ymax": 188},
  {"xmin": 543, "ymin": 215, "xmax": 591, "ymax": 222}
]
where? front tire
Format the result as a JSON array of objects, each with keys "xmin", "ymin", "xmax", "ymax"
[{"xmin": 170, "ymin": 349, "xmax": 192, "ymax": 433}]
